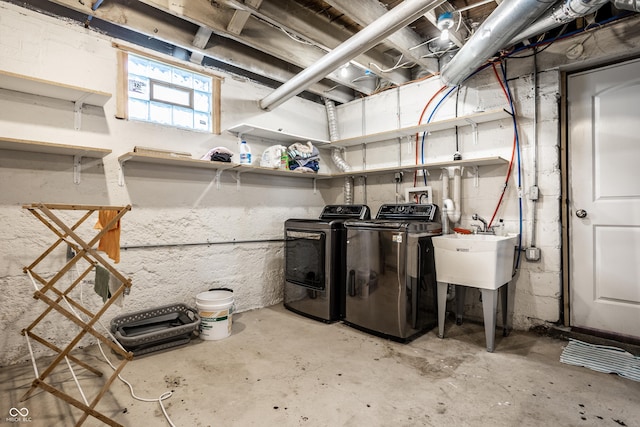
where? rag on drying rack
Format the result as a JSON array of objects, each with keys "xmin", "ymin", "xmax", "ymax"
[
  {"xmin": 94, "ymin": 265, "xmax": 126, "ymax": 306},
  {"xmin": 94, "ymin": 210, "xmax": 122, "ymax": 263}
]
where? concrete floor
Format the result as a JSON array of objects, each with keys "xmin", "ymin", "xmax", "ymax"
[{"xmin": 2, "ymin": 304, "xmax": 640, "ymax": 427}]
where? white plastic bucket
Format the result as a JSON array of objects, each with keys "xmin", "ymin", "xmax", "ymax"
[{"xmin": 195, "ymin": 289, "xmax": 234, "ymax": 341}]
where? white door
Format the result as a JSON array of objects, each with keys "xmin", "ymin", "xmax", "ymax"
[{"xmin": 567, "ymin": 58, "xmax": 640, "ymax": 339}]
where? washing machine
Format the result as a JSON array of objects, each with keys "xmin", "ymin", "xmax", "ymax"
[
  {"xmin": 284, "ymin": 205, "xmax": 371, "ymax": 322},
  {"xmin": 343, "ymin": 203, "xmax": 441, "ymax": 341}
]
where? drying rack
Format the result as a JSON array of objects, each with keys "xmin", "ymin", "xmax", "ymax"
[{"xmin": 20, "ymin": 203, "xmax": 133, "ymax": 427}]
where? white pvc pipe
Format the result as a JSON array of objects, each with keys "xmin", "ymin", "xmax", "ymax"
[
  {"xmin": 441, "ymin": 168, "xmax": 451, "ymax": 234},
  {"xmin": 259, "ymin": 0, "xmax": 443, "ymax": 111},
  {"xmin": 449, "ymin": 167, "xmax": 462, "ymax": 224}
]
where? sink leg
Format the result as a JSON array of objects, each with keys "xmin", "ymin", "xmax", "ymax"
[
  {"xmin": 455, "ymin": 285, "xmax": 466, "ymax": 325},
  {"xmin": 437, "ymin": 282, "xmax": 448, "ymax": 339},
  {"xmin": 481, "ymin": 289, "xmax": 498, "ymax": 352},
  {"xmin": 501, "ymin": 282, "xmax": 510, "ymax": 337}
]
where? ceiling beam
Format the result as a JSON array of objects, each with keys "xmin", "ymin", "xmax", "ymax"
[
  {"xmin": 43, "ymin": 0, "xmax": 355, "ymax": 103},
  {"xmin": 133, "ymin": 0, "xmax": 376, "ymax": 95},
  {"xmin": 226, "ymin": 0, "xmax": 263, "ymax": 35},
  {"xmin": 223, "ymin": 0, "xmax": 412, "ymax": 85}
]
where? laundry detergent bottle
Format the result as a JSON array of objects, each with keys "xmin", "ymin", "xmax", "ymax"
[{"xmin": 239, "ymin": 138, "xmax": 252, "ymax": 165}]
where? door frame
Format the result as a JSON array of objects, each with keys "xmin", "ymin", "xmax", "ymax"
[{"xmin": 560, "ymin": 54, "xmax": 640, "ymax": 331}]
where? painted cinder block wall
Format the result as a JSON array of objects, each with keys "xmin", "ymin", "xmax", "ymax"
[
  {"xmin": 0, "ymin": 2, "xmax": 337, "ymax": 366},
  {"xmin": 1, "ymin": 2, "xmax": 639, "ymax": 366}
]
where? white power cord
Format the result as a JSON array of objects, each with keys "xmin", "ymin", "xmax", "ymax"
[{"xmin": 95, "ymin": 335, "xmax": 176, "ymax": 427}]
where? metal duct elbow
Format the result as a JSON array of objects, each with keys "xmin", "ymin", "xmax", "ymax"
[
  {"xmin": 508, "ymin": 0, "xmax": 610, "ymax": 46},
  {"xmin": 440, "ymin": 0, "xmax": 555, "ymax": 87},
  {"xmin": 611, "ymin": 0, "xmax": 640, "ymax": 11}
]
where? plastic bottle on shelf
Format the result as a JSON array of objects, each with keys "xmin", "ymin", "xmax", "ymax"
[{"xmin": 239, "ymin": 138, "xmax": 252, "ymax": 165}]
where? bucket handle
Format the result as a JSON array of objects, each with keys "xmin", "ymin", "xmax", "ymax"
[
  {"xmin": 207, "ymin": 287, "xmax": 235, "ymax": 314},
  {"xmin": 208, "ymin": 287, "xmax": 234, "ymax": 293}
]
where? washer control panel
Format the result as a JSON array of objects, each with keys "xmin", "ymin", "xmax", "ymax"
[{"xmin": 376, "ymin": 204, "xmax": 438, "ymax": 221}]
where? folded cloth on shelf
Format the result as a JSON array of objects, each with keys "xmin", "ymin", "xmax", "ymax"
[
  {"xmin": 211, "ymin": 152, "xmax": 232, "ymax": 162},
  {"xmin": 201, "ymin": 147, "xmax": 234, "ymax": 162},
  {"xmin": 290, "ymin": 166, "xmax": 317, "ymax": 173},
  {"xmin": 287, "ymin": 141, "xmax": 319, "ymax": 172},
  {"xmin": 290, "ymin": 160, "xmax": 319, "ymax": 172}
]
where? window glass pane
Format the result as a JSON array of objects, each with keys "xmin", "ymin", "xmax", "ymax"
[
  {"xmin": 193, "ymin": 74, "xmax": 211, "ymax": 92},
  {"xmin": 194, "ymin": 112, "xmax": 210, "ymax": 131},
  {"xmin": 193, "ymin": 91, "xmax": 210, "ymax": 112},
  {"xmin": 147, "ymin": 60, "xmax": 171, "ymax": 83},
  {"xmin": 151, "ymin": 82, "xmax": 191, "ymax": 107},
  {"xmin": 125, "ymin": 54, "xmax": 215, "ymax": 132},
  {"xmin": 173, "ymin": 106, "xmax": 194, "ymax": 128},
  {"xmin": 128, "ymin": 75, "xmax": 149, "ymax": 100},
  {"xmin": 128, "ymin": 56, "xmax": 149, "ymax": 77},
  {"xmin": 149, "ymin": 101, "xmax": 172, "ymax": 125},
  {"xmin": 129, "ymin": 98, "xmax": 149, "ymax": 121},
  {"xmin": 172, "ymin": 68, "xmax": 193, "ymax": 88}
]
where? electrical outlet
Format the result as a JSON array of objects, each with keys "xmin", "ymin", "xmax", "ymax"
[
  {"xmin": 530, "ymin": 185, "xmax": 539, "ymax": 201},
  {"xmin": 525, "ymin": 247, "xmax": 541, "ymax": 262}
]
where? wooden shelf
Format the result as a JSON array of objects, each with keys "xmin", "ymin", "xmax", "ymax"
[
  {"xmin": 117, "ymin": 152, "xmax": 331, "ymax": 187},
  {"xmin": 0, "ymin": 70, "xmax": 112, "ymax": 107},
  {"xmin": 0, "ymin": 136, "xmax": 111, "ymax": 158},
  {"xmin": 227, "ymin": 123, "xmax": 329, "ymax": 146},
  {"xmin": 328, "ymin": 108, "xmax": 512, "ymax": 148},
  {"xmin": 0, "ymin": 137, "xmax": 112, "ymax": 184},
  {"xmin": 234, "ymin": 163, "xmax": 332, "ymax": 179},
  {"xmin": 330, "ymin": 156, "xmax": 509, "ymax": 178},
  {"xmin": 118, "ymin": 152, "xmax": 236, "ymax": 171}
]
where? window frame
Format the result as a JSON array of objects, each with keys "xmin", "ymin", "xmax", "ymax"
[{"xmin": 115, "ymin": 43, "xmax": 222, "ymax": 134}]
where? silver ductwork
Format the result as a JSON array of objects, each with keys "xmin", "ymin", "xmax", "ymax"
[
  {"xmin": 612, "ymin": 0, "xmax": 640, "ymax": 11},
  {"xmin": 259, "ymin": 0, "xmax": 443, "ymax": 111},
  {"xmin": 509, "ymin": 0, "xmax": 611, "ymax": 46},
  {"xmin": 440, "ymin": 0, "xmax": 555, "ymax": 87},
  {"xmin": 324, "ymin": 97, "xmax": 353, "ymax": 205}
]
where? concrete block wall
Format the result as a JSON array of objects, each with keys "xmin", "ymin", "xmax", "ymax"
[{"xmin": 0, "ymin": 2, "xmax": 334, "ymax": 366}]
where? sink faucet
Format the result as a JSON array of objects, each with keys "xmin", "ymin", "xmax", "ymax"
[{"xmin": 472, "ymin": 213, "xmax": 489, "ymax": 233}]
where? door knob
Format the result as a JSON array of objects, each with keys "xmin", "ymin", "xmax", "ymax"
[{"xmin": 576, "ymin": 209, "xmax": 587, "ymax": 218}]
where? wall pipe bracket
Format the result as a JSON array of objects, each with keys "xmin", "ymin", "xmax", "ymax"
[{"xmin": 73, "ymin": 155, "xmax": 82, "ymax": 185}]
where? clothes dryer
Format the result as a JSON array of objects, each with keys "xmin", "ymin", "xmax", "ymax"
[{"xmin": 284, "ymin": 205, "xmax": 371, "ymax": 322}]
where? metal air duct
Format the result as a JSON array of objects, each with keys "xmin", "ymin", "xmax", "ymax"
[
  {"xmin": 259, "ymin": 0, "xmax": 443, "ymax": 111},
  {"xmin": 509, "ymin": 0, "xmax": 611, "ymax": 46},
  {"xmin": 612, "ymin": 0, "xmax": 640, "ymax": 11},
  {"xmin": 440, "ymin": 0, "xmax": 555, "ymax": 87}
]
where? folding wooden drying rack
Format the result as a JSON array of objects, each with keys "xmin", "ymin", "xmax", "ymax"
[{"xmin": 20, "ymin": 203, "xmax": 133, "ymax": 427}]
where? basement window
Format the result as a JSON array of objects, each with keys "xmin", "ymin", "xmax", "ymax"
[{"xmin": 116, "ymin": 49, "xmax": 221, "ymax": 134}]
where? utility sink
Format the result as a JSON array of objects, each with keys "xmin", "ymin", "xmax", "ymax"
[{"xmin": 432, "ymin": 233, "xmax": 518, "ymax": 290}]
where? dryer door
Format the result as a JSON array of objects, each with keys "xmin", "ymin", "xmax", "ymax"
[{"xmin": 285, "ymin": 229, "xmax": 326, "ymax": 290}]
